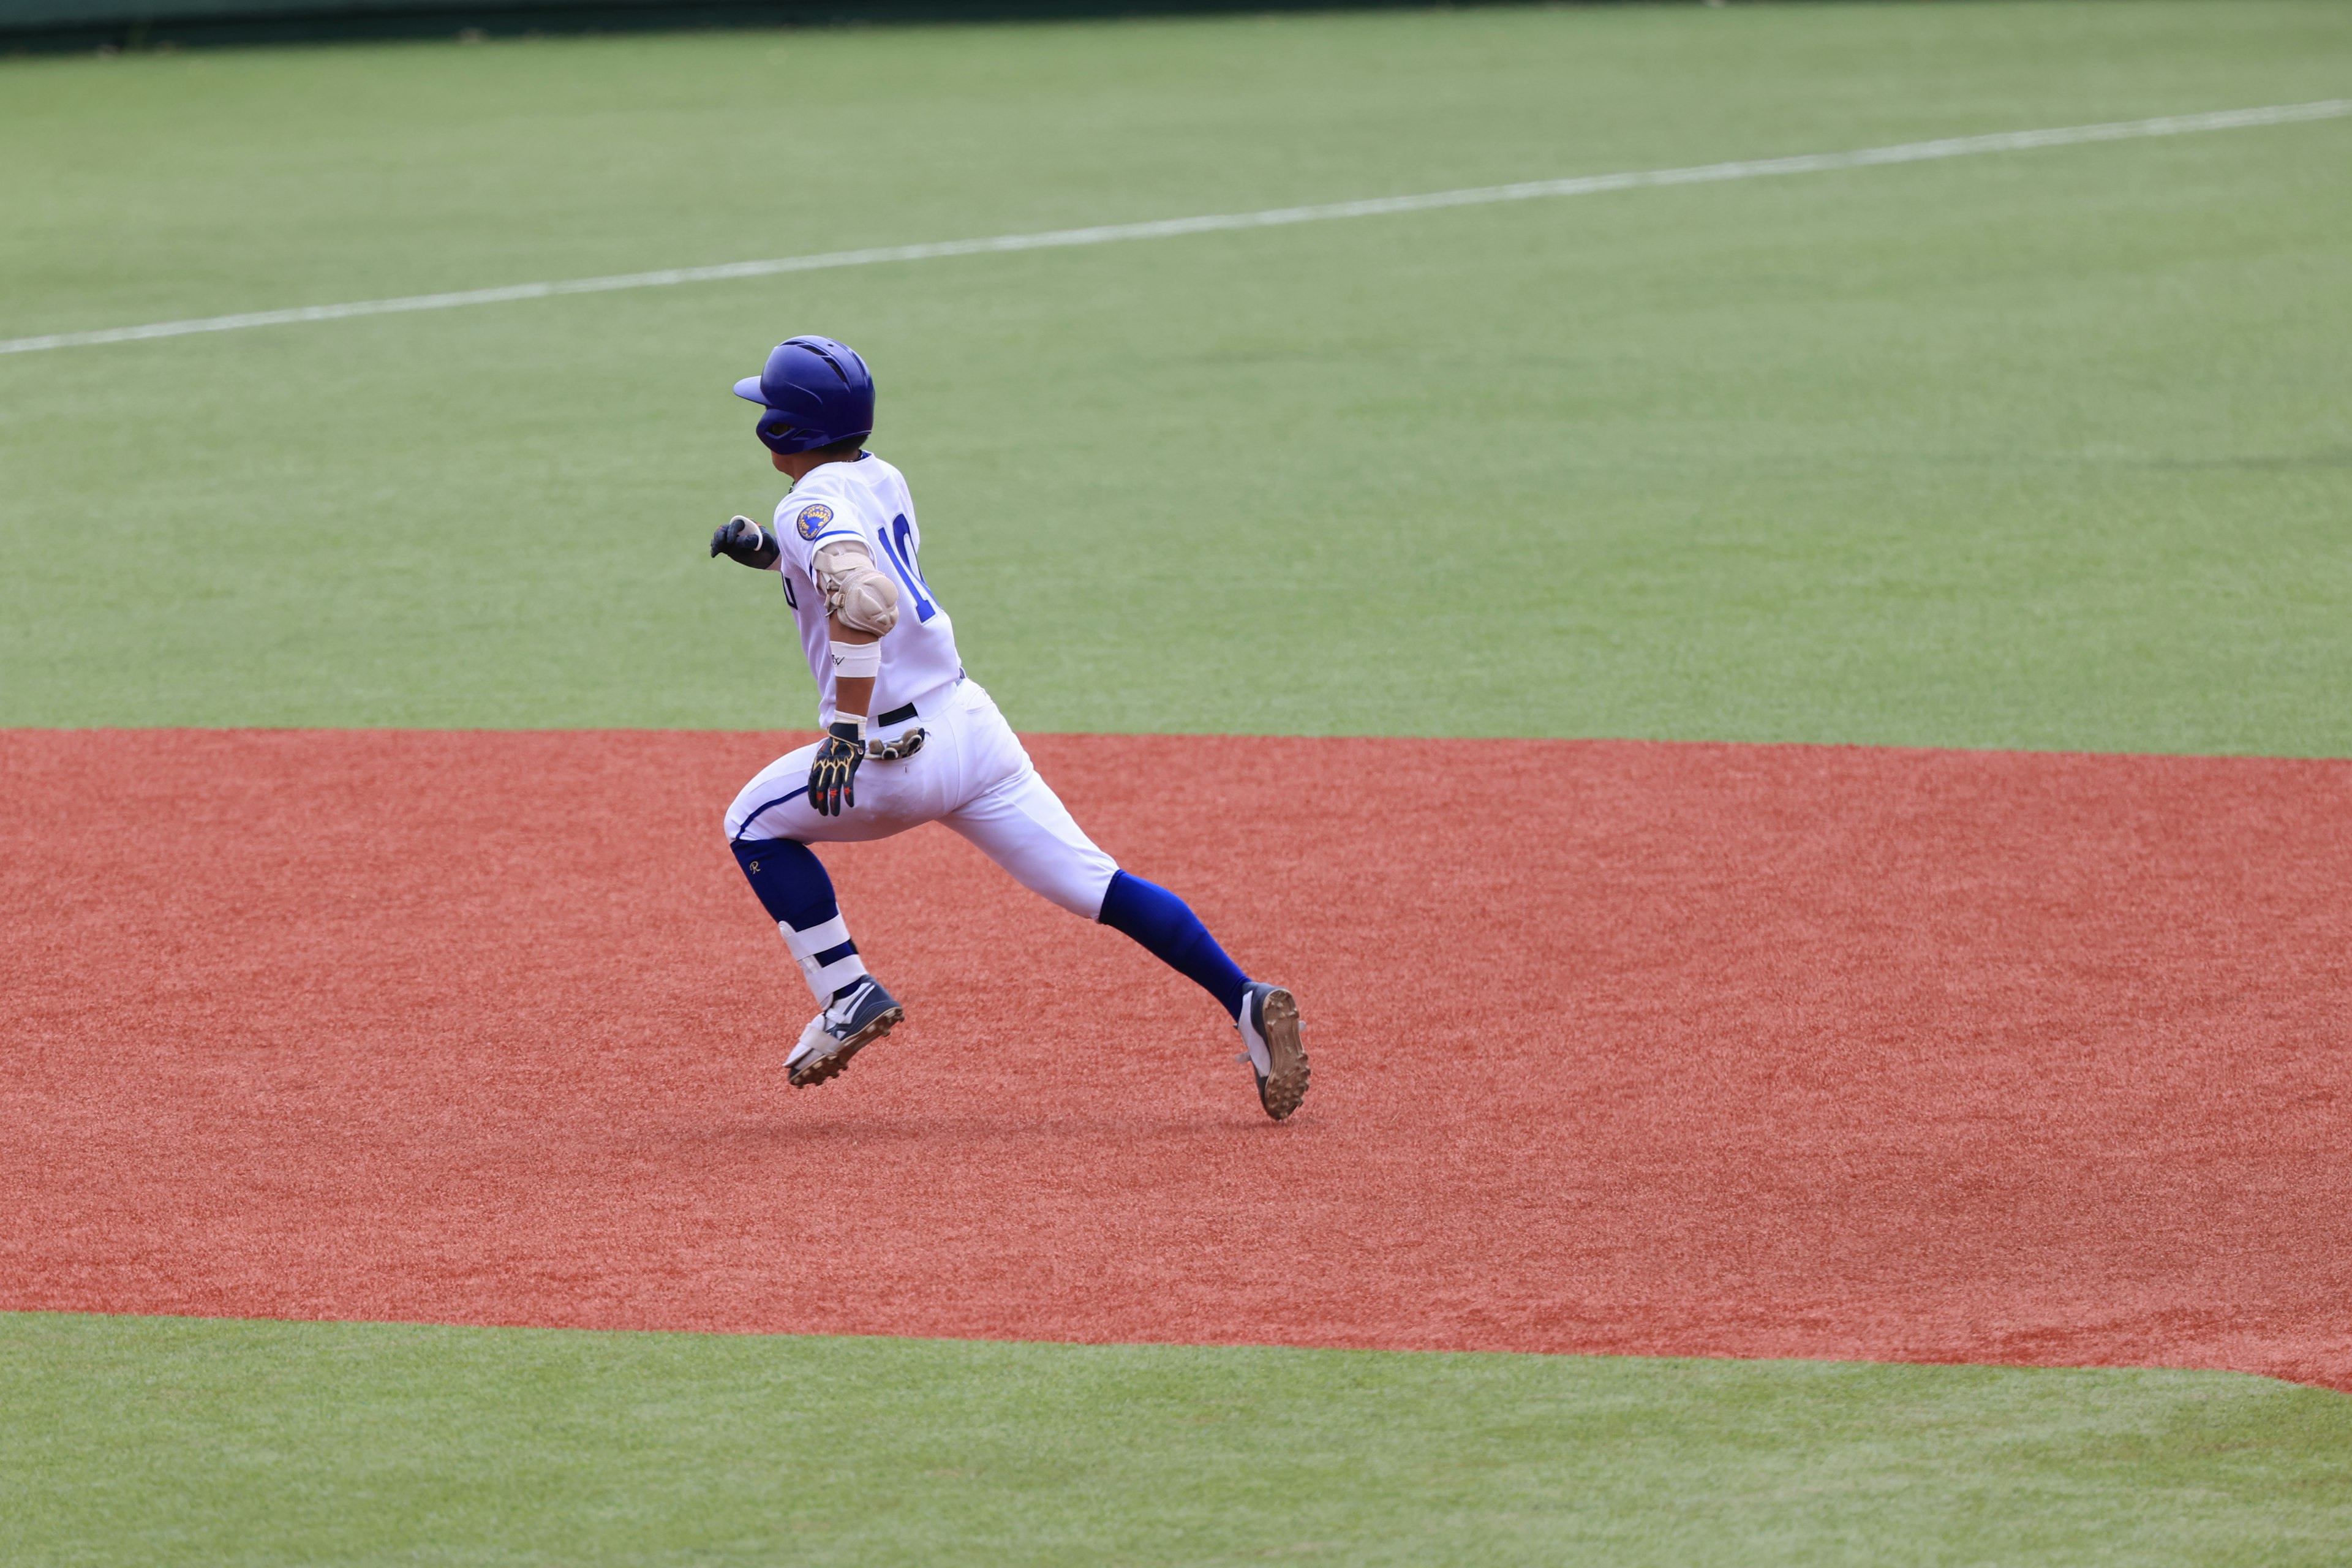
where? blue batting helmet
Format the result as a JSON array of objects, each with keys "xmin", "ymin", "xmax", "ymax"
[{"xmin": 733, "ymin": 336, "xmax": 875, "ymax": 455}]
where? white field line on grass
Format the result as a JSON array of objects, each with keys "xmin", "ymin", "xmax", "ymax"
[{"xmin": 6, "ymin": 98, "xmax": 2348, "ymax": 358}]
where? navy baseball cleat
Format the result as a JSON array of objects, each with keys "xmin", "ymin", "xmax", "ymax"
[
  {"xmin": 785, "ymin": 976, "xmax": 904, "ymax": 1088},
  {"xmin": 1236, "ymin": 982, "xmax": 1310, "ymax": 1121}
]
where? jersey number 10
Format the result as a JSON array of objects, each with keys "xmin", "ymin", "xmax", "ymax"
[{"xmin": 876, "ymin": 514, "xmax": 938, "ymax": 623}]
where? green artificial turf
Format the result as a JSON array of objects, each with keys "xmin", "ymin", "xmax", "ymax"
[
  {"xmin": 2, "ymin": 1, "xmax": 2350, "ymax": 750},
  {"xmin": 0, "ymin": 1313, "xmax": 2343, "ymax": 1567}
]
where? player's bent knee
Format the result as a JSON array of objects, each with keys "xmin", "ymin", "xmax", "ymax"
[
  {"xmin": 1055, "ymin": 852, "xmax": 1120, "ymax": 921},
  {"xmin": 990, "ymin": 846, "xmax": 1115, "ymax": 921}
]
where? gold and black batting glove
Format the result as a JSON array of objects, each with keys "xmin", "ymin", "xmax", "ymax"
[{"xmin": 807, "ymin": 719, "xmax": 865, "ymax": 816}]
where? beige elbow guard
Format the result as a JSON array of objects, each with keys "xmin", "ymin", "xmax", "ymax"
[{"xmin": 811, "ymin": 542, "xmax": 901, "ymax": 635}]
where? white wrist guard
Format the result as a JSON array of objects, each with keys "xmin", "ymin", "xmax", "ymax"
[{"xmin": 829, "ymin": 639, "xmax": 881, "ymax": 679}]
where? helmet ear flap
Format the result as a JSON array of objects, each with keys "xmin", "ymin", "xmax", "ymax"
[{"xmin": 756, "ymin": 409, "xmax": 801, "ymax": 453}]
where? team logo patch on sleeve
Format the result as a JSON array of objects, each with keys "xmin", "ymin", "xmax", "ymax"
[{"xmin": 794, "ymin": 502, "xmax": 835, "ymax": 540}]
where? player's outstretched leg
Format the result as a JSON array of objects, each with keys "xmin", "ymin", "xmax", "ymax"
[
  {"xmin": 731, "ymin": 838, "xmax": 902, "ymax": 1088},
  {"xmin": 933, "ymin": 731, "xmax": 1309, "ymax": 1121},
  {"xmin": 1096, "ymin": 871, "xmax": 1310, "ymax": 1121}
]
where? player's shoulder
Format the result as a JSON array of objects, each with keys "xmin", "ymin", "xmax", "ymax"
[
  {"xmin": 772, "ymin": 464, "xmax": 862, "ymax": 546},
  {"xmin": 855, "ymin": 453, "xmax": 917, "ymax": 525},
  {"xmin": 775, "ymin": 492, "xmax": 854, "ymax": 546},
  {"xmin": 853, "ymin": 450, "xmax": 907, "ymax": 485},
  {"xmin": 774, "ymin": 453, "xmax": 905, "ymax": 543}
]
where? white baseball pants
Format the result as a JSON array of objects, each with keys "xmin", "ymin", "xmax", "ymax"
[{"xmin": 723, "ymin": 679, "xmax": 1120, "ymax": 920}]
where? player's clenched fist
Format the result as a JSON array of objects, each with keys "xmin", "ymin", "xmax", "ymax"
[
  {"xmin": 807, "ymin": 720, "xmax": 865, "ymax": 816},
  {"xmin": 710, "ymin": 515, "xmax": 780, "ymax": 570}
]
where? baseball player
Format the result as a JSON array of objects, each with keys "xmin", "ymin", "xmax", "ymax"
[{"xmin": 709, "ymin": 335, "xmax": 1310, "ymax": 1120}]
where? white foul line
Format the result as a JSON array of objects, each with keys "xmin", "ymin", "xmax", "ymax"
[{"xmin": 5, "ymin": 98, "xmax": 2346, "ymax": 358}]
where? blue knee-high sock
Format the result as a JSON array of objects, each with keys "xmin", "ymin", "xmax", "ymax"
[
  {"xmin": 1096, "ymin": 870, "xmax": 1251, "ymax": 1019},
  {"xmin": 732, "ymin": 837, "xmax": 838, "ymax": 929},
  {"xmin": 732, "ymin": 838, "xmax": 863, "ymax": 1000}
]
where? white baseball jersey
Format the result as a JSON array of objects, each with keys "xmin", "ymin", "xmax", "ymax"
[{"xmin": 769, "ymin": 451, "xmax": 962, "ymax": 727}]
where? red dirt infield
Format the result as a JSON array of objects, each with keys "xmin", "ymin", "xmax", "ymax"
[{"xmin": 3, "ymin": 729, "xmax": 2348, "ymax": 1388}]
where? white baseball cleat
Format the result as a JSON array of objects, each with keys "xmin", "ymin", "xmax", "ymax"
[
  {"xmin": 784, "ymin": 976, "xmax": 904, "ymax": 1088},
  {"xmin": 1236, "ymin": 982, "xmax": 1309, "ymax": 1121}
]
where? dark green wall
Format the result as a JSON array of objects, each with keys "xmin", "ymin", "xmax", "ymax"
[{"xmin": 2, "ymin": 0, "xmax": 1547, "ymax": 50}]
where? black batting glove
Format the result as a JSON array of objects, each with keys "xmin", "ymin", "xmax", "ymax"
[
  {"xmin": 710, "ymin": 515, "xmax": 780, "ymax": 570},
  {"xmin": 807, "ymin": 720, "xmax": 865, "ymax": 816}
]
